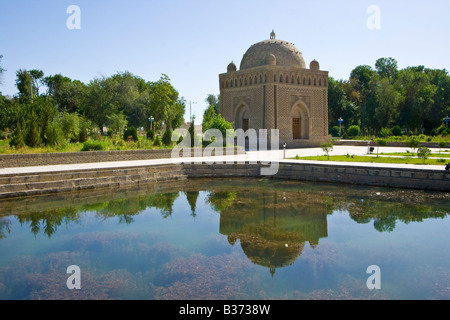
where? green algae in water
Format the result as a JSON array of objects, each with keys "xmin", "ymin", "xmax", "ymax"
[{"xmin": 0, "ymin": 178, "xmax": 448, "ymax": 300}]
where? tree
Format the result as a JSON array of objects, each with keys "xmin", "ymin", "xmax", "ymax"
[
  {"xmin": 25, "ymin": 112, "xmax": 41, "ymax": 147},
  {"xmin": 82, "ymin": 77, "xmax": 115, "ymax": 132},
  {"xmin": 202, "ymin": 104, "xmax": 217, "ymax": 132},
  {"xmin": 106, "ymin": 112, "xmax": 128, "ymax": 136},
  {"xmin": 374, "ymin": 78, "xmax": 400, "ymax": 131},
  {"xmin": 149, "ymin": 74, "xmax": 179, "ymax": 134},
  {"xmin": 59, "ymin": 111, "xmax": 80, "ymax": 142},
  {"xmin": 206, "ymin": 94, "xmax": 220, "ymax": 114},
  {"xmin": 406, "ymin": 136, "xmax": 420, "ymax": 153},
  {"xmin": 9, "ymin": 123, "xmax": 25, "ymax": 149},
  {"xmin": 15, "ymin": 69, "xmax": 34, "ymax": 101},
  {"xmin": 375, "ymin": 57, "xmax": 399, "ymax": 82},
  {"xmin": 328, "ymin": 77, "xmax": 359, "ymax": 130},
  {"xmin": 417, "ymin": 147, "xmax": 431, "ymax": 163},
  {"xmin": 29, "ymin": 69, "xmax": 44, "ymax": 96},
  {"xmin": 396, "ymin": 66, "xmax": 437, "ymax": 133},
  {"xmin": 162, "ymin": 123, "xmax": 173, "ymax": 146},
  {"xmin": 349, "ymin": 65, "xmax": 377, "ymax": 134},
  {"xmin": 321, "ymin": 142, "xmax": 333, "ymax": 160}
]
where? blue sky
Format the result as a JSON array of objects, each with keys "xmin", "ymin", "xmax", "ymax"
[{"xmin": 1, "ymin": 0, "xmax": 449, "ymax": 120}]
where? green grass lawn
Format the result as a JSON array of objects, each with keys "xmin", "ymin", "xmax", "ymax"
[
  {"xmin": 380, "ymin": 151, "xmax": 450, "ymax": 158},
  {"xmin": 292, "ymin": 155, "xmax": 449, "ymax": 166}
]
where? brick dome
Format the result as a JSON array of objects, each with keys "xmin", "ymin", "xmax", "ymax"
[{"xmin": 240, "ymin": 32, "xmax": 306, "ymax": 70}]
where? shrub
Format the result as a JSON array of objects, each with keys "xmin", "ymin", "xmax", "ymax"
[
  {"xmin": 346, "ymin": 125, "xmax": 361, "ymax": 138},
  {"xmin": 153, "ymin": 135, "xmax": 162, "ymax": 147},
  {"xmin": 162, "ymin": 125, "xmax": 173, "ymax": 146},
  {"xmin": 438, "ymin": 141, "xmax": 448, "ymax": 154},
  {"xmin": 9, "ymin": 124, "xmax": 25, "ymax": 149},
  {"xmin": 60, "ymin": 112, "xmax": 80, "ymax": 142},
  {"xmin": 417, "ymin": 147, "xmax": 431, "ymax": 163},
  {"xmin": 392, "ymin": 125, "xmax": 402, "ymax": 136},
  {"xmin": 329, "ymin": 126, "xmax": 340, "ymax": 137},
  {"xmin": 44, "ymin": 119, "xmax": 65, "ymax": 147},
  {"xmin": 378, "ymin": 127, "xmax": 391, "ymax": 138},
  {"xmin": 25, "ymin": 112, "xmax": 41, "ymax": 148},
  {"xmin": 437, "ymin": 126, "xmax": 450, "ymax": 136},
  {"xmin": 123, "ymin": 126, "xmax": 138, "ymax": 142},
  {"xmin": 146, "ymin": 129, "xmax": 155, "ymax": 141},
  {"xmin": 406, "ymin": 136, "xmax": 420, "ymax": 152},
  {"xmin": 81, "ymin": 140, "xmax": 106, "ymax": 151},
  {"xmin": 78, "ymin": 117, "xmax": 92, "ymax": 143}
]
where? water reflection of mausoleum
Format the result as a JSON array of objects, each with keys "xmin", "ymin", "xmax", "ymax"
[{"xmin": 218, "ymin": 190, "xmax": 328, "ymax": 276}]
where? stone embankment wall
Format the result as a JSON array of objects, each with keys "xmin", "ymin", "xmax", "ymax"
[
  {"xmin": 184, "ymin": 162, "xmax": 450, "ymax": 192},
  {"xmin": 0, "ymin": 159, "xmax": 448, "ymax": 200},
  {"xmin": 0, "ymin": 147, "xmax": 245, "ymax": 168}
]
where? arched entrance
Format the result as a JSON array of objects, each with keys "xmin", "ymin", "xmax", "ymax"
[
  {"xmin": 234, "ymin": 104, "xmax": 250, "ymax": 131},
  {"xmin": 290, "ymin": 103, "xmax": 310, "ymax": 140}
]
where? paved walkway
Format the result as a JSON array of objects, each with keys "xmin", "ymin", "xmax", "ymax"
[{"xmin": 0, "ymin": 146, "xmax": 447, "ymax": 176}]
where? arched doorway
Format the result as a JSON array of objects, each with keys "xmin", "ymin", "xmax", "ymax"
[
  {"xmin": 234, "ymin": 104, "xmax": 250, "ymax": 131},
  {"xmin": 290, "ymin": 103, "xmax": 310, "ymax": 139}
]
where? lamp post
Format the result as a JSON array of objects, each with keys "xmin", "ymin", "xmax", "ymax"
[
  {"xmin": 283, "ymin": 143, "xmax": 287, "ymax": 159},
  {"xmin": 338, "ymin": 117, "xmax": 344, "ymax": 137},
  {"xmin": 149, "ymin": 117, "xmax": 154, "ymax": 131},
  {"xmin": 444, "ymin": 115, "xmax": 450, "ymax": 128}
]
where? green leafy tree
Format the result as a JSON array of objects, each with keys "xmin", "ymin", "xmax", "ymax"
[
  {"xmin": 396, "ymin": 66, "xmax": 437, "ymax": 133},
  {"xmin": 202, "ymin": 110, "xmax": 234, "ymax": 145},
  {"xmin": 29, "ymin": 69, "xmax": 44, "ymax": 96},
  {"xmin": 417, "ymin": 147, "xmax": 431, "ymax": 163},
  {"xmin": 9, "ymin": 123, "xmax": 25, "ymax": 149},
  {"xmin": 375, "ymin": 57, "xmax": 399, "ymax": 82},
  {"xmin": 206, "ymin": 94, "xmax": 220, "ymax": 114},
  {"xmin": 202, "ymin": 104, "xmax": 217, "ymax": 132},
  {"xmin": 321, "ymin": 142, "xmax": 333, "ymax": 160},
  {"xmin": 162, "ymin": 124, "xmax": 173, "ymax": 146},
  {"xmin": 15, "ymin": 69, "xmax": 34, "ymax": 101},
  {"xmin": 350, "ymin": 65, "xmax": 377, "ymax": 134},
  {"xmin": 374, "ymin": 78, "xmax": 400, "ymax": 131},
  {"xmin": 328, "ymin": 77, "xmax": 359, "ymax": 130},
  {"xmin": 106, "ymin": 112, "xmax": 128, "ymax": 136},
  {"xmin": 406, "ymin": 136, "xmax": 420, "ymax": 153},
  {"xmin": 44, "ymin": 119, "xmax": 65, "ymax": 147},
  {"xmin": 25, "ymin": 112, "xmax": 41, "ymax": 147},
  {"xmin": 149, "ymin": 74, "xmax": 179, "ymax": 134},
  {"xmin": 59, "ymin": 111, "xmax": 80, "ymax": 142}
]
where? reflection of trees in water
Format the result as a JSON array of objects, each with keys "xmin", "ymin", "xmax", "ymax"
[
  {"xmin": 342, "ymin": 199, "xmax": 448, "ymax": 232},
  {"xmin": 0, "ymin": 218, "xmax": 11, "ymax": 239},
  {"xmin": 16, "ymin": 207, "xmax": 81, "ymax": 238},
  {"xmin": 96, "ymin": 192, "xmax": 179, "ymax": 221},
  {"xmin": 0, "ymin": 178, "xmax": 447, "ymax": 239},
  {"xmin": 185, "ymin": 191, "xmax": 199, "ymax": 218}
]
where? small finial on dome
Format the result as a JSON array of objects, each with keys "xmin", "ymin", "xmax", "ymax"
[{"xmin": 270, "ymin": 30, "xmax": 276, "ymax": 39}]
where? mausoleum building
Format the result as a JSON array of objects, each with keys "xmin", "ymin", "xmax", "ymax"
[{"xmin": 219, "ymin": 31, "xmax": 330, "ymax": 148}]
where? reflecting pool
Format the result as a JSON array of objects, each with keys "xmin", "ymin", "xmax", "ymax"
[{"xmin": 0, "ymin": 178, "xmax": 448, "ymax": 300}]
